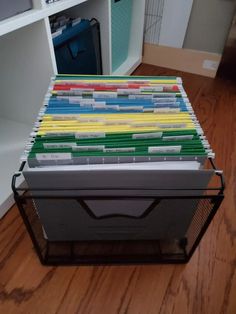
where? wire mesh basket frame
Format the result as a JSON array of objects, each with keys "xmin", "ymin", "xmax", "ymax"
[{"xmin": 12, "ymin": 159, "xmax": 224, "ymax": 265}]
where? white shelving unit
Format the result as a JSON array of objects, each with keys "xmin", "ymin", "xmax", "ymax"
[
  {"xmin": 66, "ymin": 0, "xmax": 145, "ymax": 75},
  {"xmin": 0, "ymin": 0, "xmax": 145, "ymax": 218}
]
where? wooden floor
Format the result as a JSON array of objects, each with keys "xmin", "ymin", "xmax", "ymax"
[{"xmin": 1, "ymin": 64, "xmax": 236, "ymax": 314}]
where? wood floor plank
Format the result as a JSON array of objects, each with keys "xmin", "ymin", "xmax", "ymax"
[{"xmin": 1, "ymin": 64, "xmax": 236, "ymax": 314}]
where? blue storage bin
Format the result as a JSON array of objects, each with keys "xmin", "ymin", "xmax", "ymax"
[
  {"xmin": 53, "ymin": 19, "xmax": 102, "ymax": 74},
  {"xmin": 111, "ymin": 0, "xmax": 133, "ymax": 72}
]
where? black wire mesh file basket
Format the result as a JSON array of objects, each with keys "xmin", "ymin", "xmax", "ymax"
[{"xmin": 12, "ymin": 159, "xmax": 224, "ymax": 265}]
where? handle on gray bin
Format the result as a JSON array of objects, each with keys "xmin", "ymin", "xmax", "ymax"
[{"xmin": 76, "ymin": 198, "xmax": 161, "ymax": 220}]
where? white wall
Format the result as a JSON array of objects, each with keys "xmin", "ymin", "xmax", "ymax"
[{"xmin": 184, "ymin": 0, "xmax": 236, "ymax": 53}]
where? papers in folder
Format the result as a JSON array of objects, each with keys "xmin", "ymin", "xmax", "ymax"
[{"xmin": 22, "ymin": 75, "xmax": 214, "ymax": 169}]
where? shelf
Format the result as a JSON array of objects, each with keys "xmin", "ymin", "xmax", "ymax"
[
  {"xmin": 0, "ymin": 0, "xmax": 87, "ymax": 37},
  {"xmin": 0, "ymin": 8, "xmax": 42, "ymax": 37},
  {"xmin": 44, "ymin": 0, "xmax": 87, "ymax": 15},
  {"xmin": 0, "ymin": 0, "xmax": 145, "ymax": 218},
  {"xmin": 0, "ymin": 118, "xmax": 32, "ymax": 218}
]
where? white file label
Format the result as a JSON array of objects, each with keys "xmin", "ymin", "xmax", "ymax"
[
  {"xmin": 36, "ymin": 153, "xmax": 72, "ymax": 161},
  {"xmin": 77, "ymin": 117, "xmax": 104, "ymax": 123},
  {"xmin": 104, "ymin": 120, "xmax": 132, "ymax": 125},
  {"xmin": 103, "ymin": 147, "xmax": 135, "ymax": 153},
  {"xmin": 157, "ymin": 123, "xmax": 186, "ymax": 129},
  {"xmin": 52, "ymin": 115, "xmax": 78, "ymax": 120},
  {"xmin": 132, "ymin": 122, "xmax": 157, "ymax": 127},
  {"xmin": 72, "ymin": 145, "xmax": 105, "ymax": 151},
  {"xmin": 45, "ymin": 132, "xmax": 75, "ymax": 137},
  {"xmin": 163, "ymin": 135, "xmax": 194, "ymax": 141},
  {"xmin": 154, "ymin": 108, "xmax": 180, "ymax": 113},
  {"xmin": 43, "ymin": 142, "xmax": 76, "ymax": 149},
  {"xmin": 148, "ymin": 146, "xmax": 182, "ymax": 154},
  {"xmin": 75, "ymin": 132, "xmax": 106, "ymax": 139},
  {"xmin": 132, "ymin": 132, "xmax": 163, "ymax": 139}
]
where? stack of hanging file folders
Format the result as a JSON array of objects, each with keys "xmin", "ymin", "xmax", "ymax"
[
  {"xmin": 23, "ymin": 75, "xmax": 213, "ymax": 166},
  {"xmin": 20, "ymin": 75, "xmax": 218, "ymax": 242}
]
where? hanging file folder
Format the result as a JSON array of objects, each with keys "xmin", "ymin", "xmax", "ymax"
[{"xmin": 53, "ymin": 19, "xmax": 102, "ymax": 75}]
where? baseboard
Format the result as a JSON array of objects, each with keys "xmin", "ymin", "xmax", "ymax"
[{"xmin": 142, "ymin": 43, "xmax": 222, "ymax": 78}]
